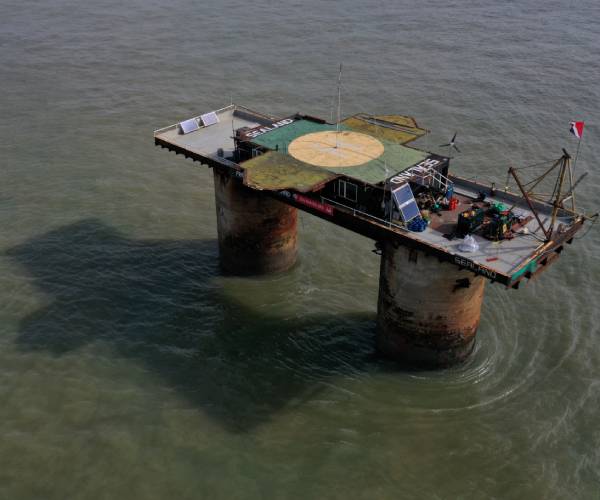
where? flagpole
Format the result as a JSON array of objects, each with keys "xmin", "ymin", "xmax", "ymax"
[
  {"xmin": 568, "ymin": 148, "xmax": 576, "ymax": 211},
  {"xmin": 573, "ymin": 135, "xmax": 582, "ymax": 170},
  {"xmin": 569, "ymin": 124, "xmax": 583, "ymax": 211},
  {"xmin": 335, "ymin": 63, "xmax": 342, "ymax": 150}
]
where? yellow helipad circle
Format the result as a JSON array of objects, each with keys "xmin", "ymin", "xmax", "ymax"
[{"xmin": 288, "ymin": 130, "xmax": 384, "ymax": 167}]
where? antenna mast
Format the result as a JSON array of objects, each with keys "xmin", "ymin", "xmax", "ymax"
[{"xmin": 336, "ymin": 63, "xmax": 342, "ymax": 149}]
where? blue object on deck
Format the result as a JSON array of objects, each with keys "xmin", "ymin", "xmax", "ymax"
[{"xmin": 408, "ymin": 217, "xmax": 427, "ymax": 232}]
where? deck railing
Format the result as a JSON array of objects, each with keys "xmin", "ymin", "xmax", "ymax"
[{"xmin": 320, "ymin": 196, "xmax": 406, "ymax": 232}]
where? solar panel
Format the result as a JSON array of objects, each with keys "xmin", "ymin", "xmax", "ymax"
[
  {"xmin": 399, "ymin": 199, "xmax": 421, "ymax": 221},
  {"xmin": 200, "ymin": 111, "xmax": 219, "ymax": 127},
  {"xmin": 179, "ymin": 118, "xmax": 199, "ymax": 135},
  {"xmin": 392, "ymin": 183, "xmax": 421, "ymax": 222}
]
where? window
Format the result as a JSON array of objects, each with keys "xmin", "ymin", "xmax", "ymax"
[{"xmin": 338, "ymin": 179, "xmax": 358, "ymax": 202}]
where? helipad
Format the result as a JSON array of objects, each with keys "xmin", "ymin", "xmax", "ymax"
[{"xmin": 288, "ymin": 130, "xmax": 384, "ymax": 167}]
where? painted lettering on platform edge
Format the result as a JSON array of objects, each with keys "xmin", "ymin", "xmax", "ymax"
[
  {"xmin": 245, "ymin": 119, "xmax": 295, "ymax": 139},
  {"xmin": 454, "ymin": 256, "xmax": 497, "ymax": 279},
  {"xmin": 292, "ymin": 194, "xmax": 334, "ymax": 216}
]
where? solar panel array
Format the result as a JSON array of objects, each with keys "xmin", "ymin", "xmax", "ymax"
[{"xmin": 392, "ymin": 183, "xmax": 421, "ymax": 222}]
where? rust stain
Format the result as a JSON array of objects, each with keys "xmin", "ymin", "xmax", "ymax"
[
  {"xmin": 376, "ymin": 243, "xmax": 486, "ymax": 367},
  {"xmin": 214, "ymin": 170, "xmax": 298, "ymax": 274}
]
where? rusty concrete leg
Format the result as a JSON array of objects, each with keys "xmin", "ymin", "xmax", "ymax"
[
  {"xmin": 213, "ymin": 168, "xmax": 298, "ymax": 275},
  {"xmin": 376, "ymin": 243, "xmax": 486, "ymax": 367}
]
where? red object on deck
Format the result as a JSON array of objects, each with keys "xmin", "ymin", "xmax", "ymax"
[{"xmin": 448, "ymin": 197, "xmax": 459, "ymax": 211}]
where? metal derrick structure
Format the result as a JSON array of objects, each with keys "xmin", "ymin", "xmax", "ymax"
[{"xmin": 508, "ymin": 150, "xmax": 594, "ymax": 242}]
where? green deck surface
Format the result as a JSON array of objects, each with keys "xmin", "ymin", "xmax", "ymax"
[
  {"xmin": 342, "ymin": 115, "xmax": 427, "ymax": 144},
  {"xmin": 243, "ymin": 151, "xmax": 338, "ymax": 192},
  {"xmin": 246, "ymin": 119, "xmax": 429, "ymax": 189},
  {"xmin": 251, "ymin": 120, "xmax": 341, "ymax": 151},
  {"xmin": 335, "ymin": 142, "xmax": 428, "ymax": 184}
]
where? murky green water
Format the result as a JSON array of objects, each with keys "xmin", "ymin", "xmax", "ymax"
[{"xmin": 2, "ymin": 1, "xmax": 600, "ymax": 498}]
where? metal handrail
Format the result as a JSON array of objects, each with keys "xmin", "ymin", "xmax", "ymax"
[
  {"xmin": 320, "ymin": 196, "xmax": 407, "ymax": 232},
  {"xmin": 414, "ymin": 166, "xmax": 452, "ymax": 192},
  {"xmin": 153, "ymin": 104, "xmax": 236, "ymax": 136}
]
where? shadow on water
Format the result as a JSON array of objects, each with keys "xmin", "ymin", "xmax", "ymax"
[{"xmin": 6, "ymin": 219, "xmax": 376, "ymax": 432}]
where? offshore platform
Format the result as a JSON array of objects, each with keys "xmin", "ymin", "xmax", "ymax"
[{"xmin": 154, "ymin": 104, "xmax": 594, "ymax": 367}]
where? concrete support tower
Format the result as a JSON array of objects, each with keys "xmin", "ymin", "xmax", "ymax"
[
  {"xmin": 377, "ymin": 243, "xmax": 486, "ymax": 367},
  {"xmin": 213, "ymin": 168, "xmax": 298, "ymax": 274}
]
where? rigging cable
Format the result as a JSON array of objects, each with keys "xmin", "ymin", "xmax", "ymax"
[{"xmin": 573, "ymin": 213, "xmax": 599, "ymax": 240}]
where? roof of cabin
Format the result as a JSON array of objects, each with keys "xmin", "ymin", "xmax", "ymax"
[{"xmin": 242, "ymin": 117, "xmax": 430, "ymax": 189}]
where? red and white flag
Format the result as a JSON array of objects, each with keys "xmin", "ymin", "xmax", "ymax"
[{"xmin": 570, "ymin": 121, "xmax": 585, "ymax": 139}]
